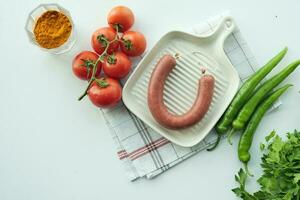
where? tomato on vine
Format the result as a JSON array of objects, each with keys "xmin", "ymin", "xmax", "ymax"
[
  {"xmin": 103, "ymin": 51, "xmax": 132, "ymax": 79},
  {"xmin": 120, "ymin": 31, "xmax": 146, "ymax": 57},
  {"xmin": 75, "ymin": 5, "xmax": 148, "ymax": 108},
  {"xmin": 91, "ymin": 27, "xmax": 119, "ymax": 55},
  {"xmin": 87, "ymin": 77, "xmax": 122, "ymax": 107},
  {"xmin": 107, "ymin": 6, "xmax": 134, "ymax": 32},
  {"xmin": 72, "ymin": 51, "xmax": 101, "ymax": 80}
]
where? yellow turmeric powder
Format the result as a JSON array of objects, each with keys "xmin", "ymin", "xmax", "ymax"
[{"xmin": 34, "ymin": 10, "xmax": 72, "ymax": 49}]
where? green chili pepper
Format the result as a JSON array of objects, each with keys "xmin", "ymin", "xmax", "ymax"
[
  {"xmin": 227, "ymin": 59, "xmax": 300, "ymax": 144},
  {"xmin": 208, "ymin": 47, "xmax": 288, "ymax": 151},
  {"xmin": 238, "ymin": 84, "xmax": 292, "ymax": 176}
]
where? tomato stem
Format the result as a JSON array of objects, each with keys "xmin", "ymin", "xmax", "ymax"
[
  {"xmin": 115, "ymin": 24, "xmax": 120, "ymax": 34},
  {"xmin": 78, "ymin": 77, "xmax": 95, "ymax": 101},
  {"xmin": 78, "ymin": 29, "xmax": 121, "ymax": 101},
  {"xmin": 96, "ymin": 78, "xmax": 109, "ymax": 88}
]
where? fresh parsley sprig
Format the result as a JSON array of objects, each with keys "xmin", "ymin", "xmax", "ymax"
[{"xmin": 233, "ymin": 130, "xmax": 300, "ymax": 200}]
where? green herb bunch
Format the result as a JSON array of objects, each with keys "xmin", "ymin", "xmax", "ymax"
[{"xmin": 233, "ymin": 130, "xmax": 300, "ymax": 200}]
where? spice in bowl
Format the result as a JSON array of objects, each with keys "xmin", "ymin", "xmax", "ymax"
[{"xmin": 33, "ymin": 10, "xmax": 72, "ymax": 49}]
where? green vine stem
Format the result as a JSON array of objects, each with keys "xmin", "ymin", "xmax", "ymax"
[{"xmin": 78, "ymin": 28, "xmax": 120, "ymax": 101}]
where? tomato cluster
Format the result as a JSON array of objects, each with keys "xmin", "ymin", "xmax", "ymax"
[{"xmin": 72, "ymin": 6, "xmax": 146, "ymax": 108}]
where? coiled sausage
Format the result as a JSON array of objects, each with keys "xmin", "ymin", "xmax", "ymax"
[{"xmin": 147, "ymin": 54, "xmax": 215, "ymax": 129}]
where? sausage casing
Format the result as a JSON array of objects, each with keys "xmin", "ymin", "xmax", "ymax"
[{"xmin": 147, "ymin": 54, "xmax": 215, "ymax": 129}]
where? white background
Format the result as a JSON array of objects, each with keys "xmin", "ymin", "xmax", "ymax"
[{"xmin": 1, "ymin": 0, "xmax": 300, "ymax": 199}]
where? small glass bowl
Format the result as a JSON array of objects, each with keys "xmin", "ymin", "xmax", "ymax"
[{"xmin": 25, "ymin": 3, "xmax": 76, "ymax": 54}]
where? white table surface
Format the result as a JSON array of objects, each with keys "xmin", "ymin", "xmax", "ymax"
[{"xmin": 1, "ymin": 0, "xmax": 300, "ymax": 199}]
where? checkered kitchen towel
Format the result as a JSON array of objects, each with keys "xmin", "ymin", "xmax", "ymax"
[{"xmin": 100, "ymin": 13, "xmax": 281, "ymax": 181}]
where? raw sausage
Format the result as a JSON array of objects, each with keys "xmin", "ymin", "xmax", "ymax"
[
  {"xmin": 148, "ymin": 55, "xmax": 215, "ymax": 129},
  {"xmin": 147, "ymin": 54, "xmax": 215, "ymax": 129}
]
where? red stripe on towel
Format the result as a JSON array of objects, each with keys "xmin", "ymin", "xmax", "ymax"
[
  {"xmin": 117, "ymin": 138, "xmax": 170, "ymax": 160},
  {"xmin": 129, "ymin": 138, "xmax": 170, "ymax": 160}
]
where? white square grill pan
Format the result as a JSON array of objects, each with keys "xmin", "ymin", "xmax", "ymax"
[{"xmin": 122, "ymin": 16, "xmax": 239, "ymax": 147}]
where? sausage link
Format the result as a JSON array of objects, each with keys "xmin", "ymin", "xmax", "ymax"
[{"xmin": 147, "ymin": 54, "xmax": 215, "ymax": 129}]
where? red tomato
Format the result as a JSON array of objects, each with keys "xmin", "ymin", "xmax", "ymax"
[
  {"xmin": 120, "ymin": 31, "xmax": 146, "ymax": 57},
  {"xmin": 87, "ymin": 77, "xmax": 122, "ymax": 107},
  {"xmin": 91, "ymin": 27, "xmax": 119, "ymax": 55},
  {"xmin": 107, "ymin": 6, "xmax": 134, "ymax": 32},
  {"xmin": 103, "ymin": 51, "xmax": 132, "ymax": 79},
  {"xmin": 72, "ymin": 51, "xmax": 101, "ymax": 81}
]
